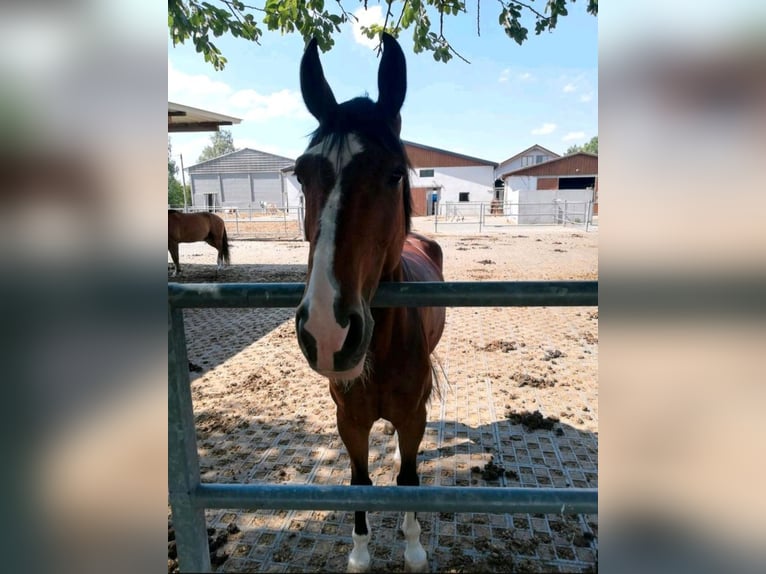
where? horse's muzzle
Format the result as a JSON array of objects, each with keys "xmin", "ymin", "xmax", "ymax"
[{"xmin": 295, "ymin": 302, "xmax": 373, "ymax": 378}]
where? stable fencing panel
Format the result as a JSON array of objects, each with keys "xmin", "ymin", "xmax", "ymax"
[
  {"xmin": 168, "ymin": 281, "xmax": 599, "ymax": 573},
  {"xmin": 432, "ymin": 201, "xmax": 596, "ymax": 233},
  {"xmin": 167, "ymin": 204, "xmax": 305, "ymax": 240}
]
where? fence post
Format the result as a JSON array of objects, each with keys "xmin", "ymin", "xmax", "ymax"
[
  {"xmin": 168, "ymin": 307, "xmax": 211, "ymax": 573},
  {"xmin": 235, "ymin": 209, "xmax": 239, "ymax": 236},
  {"xmin": 479, "ymin": 202, "xmax": 484, "ymax": 233},
  {"xmin": 434, "ymin": 201, "xmax": 438, "ymax": 234}
]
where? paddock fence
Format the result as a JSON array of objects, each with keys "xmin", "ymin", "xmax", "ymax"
[
  {"xmin": 169, "ymin": 280, "xmax": 599, "ymax": 572},
  {"xmin": 433, "ymin": 201, "xmax": 596, "ymax": 233},
  {"xmin": 168, "ymin": 204, "xmax": 305, "ymax": 240}
]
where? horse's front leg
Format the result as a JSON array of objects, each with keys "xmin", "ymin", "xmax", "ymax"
[
  {"xmin": 168, "ymin": 241, "xmax": 180, "ymax": 277},
  {"xmin": 396, "ymin": 411, "xmax": 429, "ymax": 573},
  {"xmin": 338, "ymin": 415, "xmax": 373, "ymax": 573}
]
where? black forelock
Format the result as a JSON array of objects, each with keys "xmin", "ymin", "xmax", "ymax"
[
  {"xmin": 308, "ymin": 97, "xmax": 403, "ymax": 154},
  {"xmin": 307, "ymin": 96, "xmax": 412, "ymax": 234}
]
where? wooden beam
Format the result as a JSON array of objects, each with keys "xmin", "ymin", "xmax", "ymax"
[{"xmin": 168, "ymin": 121, "xmax": 233, "ymax": 133}]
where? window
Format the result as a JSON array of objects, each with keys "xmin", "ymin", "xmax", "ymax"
[
  {"xmin": 458, "ymin": 192, "xmax": 470, "ymax": 202},
  {"xmin": 535, "ymin": 155, "xmax": 545, "ymax": 164},
  {"xmin": 419, "ymin": 168, "xmax": 434, "ymax": 177}
]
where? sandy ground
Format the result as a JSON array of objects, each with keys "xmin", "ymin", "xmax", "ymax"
[{"xmin": 169, "ymin": 218, "xmax": 598, "ymax": 573}]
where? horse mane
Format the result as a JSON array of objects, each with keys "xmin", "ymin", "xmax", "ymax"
[{"xmin": 308, "ymin": 97, "xmax": 412, "ymax": 234}]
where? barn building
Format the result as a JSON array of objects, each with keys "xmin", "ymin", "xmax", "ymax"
[
  {"xmin": 500, "ymin": 152, "xmax": 598, "ymax": 224},
  {"xmin": 186, "ymin": 148, "xmax": 296, "ymax": 211},
  {"xmin": 279, "ymin": 141, "xmax": 498, "ymax": 218},
  {"xmin": 404, "ymin": 141, "xmax": 498, "ymax": 216}
]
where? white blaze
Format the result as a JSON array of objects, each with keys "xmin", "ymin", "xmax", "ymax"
[{"xmin": 301, "ymin": 134, "xmax": 364, "ymax": 372}]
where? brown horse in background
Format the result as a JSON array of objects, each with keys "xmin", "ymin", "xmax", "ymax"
[
  {"xmin": 294, "ymin": 34, "xmax": 445, "ymax": 572},
  {"xmin": 168, "ymin": 210, "xmax": 230, "ymax": 276}
]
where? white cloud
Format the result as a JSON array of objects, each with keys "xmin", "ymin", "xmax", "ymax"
[
  {"xmin": 169, "ymin": 134, "xmax": 212, "ymax": 171},
  {"xmin": 498, "ymin": 68, "xmax": 510, "ymax": 83},
  {"xmin": 351, "ymin": 6, "xmax": 384, "ymax": 49},
  {"xmin": 562, "ymin": 131, "xmax": 586, "ymax": 142},
  {"xmin": 168, "ymin": 60, "xmax": 309, "ymax": 123},
  {"xmin": 531, "ymin": 123, "xmax": 557, "ymax": 135},
  {"xmin": 518, "ymin": 72, "xmax": 533, "ymax": 81},
  {"xmin": 579, "ymin": 92, "xmax": 594, "ymax": 103},
  {"xmin": 563, "ymin": 83, "xmax": 577, "ymax": 93},
  {"xmin": 168, "ymin": 60, "xmax": 232, "ymax": 104},
  {"xmin": 229, "ymin": 88, "xmax": 309, "ymax": 122}
]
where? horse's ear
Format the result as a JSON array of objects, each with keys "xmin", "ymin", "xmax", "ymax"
[
  {"xmin": 300, "ymin": 38, "xmax": 338, "ymax": 123},
  {"xmin": 377, "ymin": 33, "xmax": 407, "ymax": 122}
]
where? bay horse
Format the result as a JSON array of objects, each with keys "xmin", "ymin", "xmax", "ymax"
[
  {"xmin": 167, "ymin": 210, "xmax": 230, "ymax": 276},
  {"xmin": 294, "ymin": 34, "xmax": 445, "ymax": 572}
]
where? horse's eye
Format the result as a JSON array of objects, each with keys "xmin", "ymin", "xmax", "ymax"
[{"xmin": 387, "ymin": 172, "xmax": 404, "ymax": 187}]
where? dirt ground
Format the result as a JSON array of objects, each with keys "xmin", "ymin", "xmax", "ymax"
[{"xmin": 169, "ymin": 218, "xmax": 598, "ymax": 573}]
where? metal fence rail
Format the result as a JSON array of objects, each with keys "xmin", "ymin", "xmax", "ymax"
[
  {"xmin": 432, "ymin": 201, "xmax": 596, "ymax": 232},
  {"xmin": 168, "ymin": 281, "xmax": 599, "ymax": 572}
]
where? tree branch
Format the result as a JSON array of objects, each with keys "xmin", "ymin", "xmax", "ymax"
[
  {"xmin": 221, "ymin": 0, "xmax": 265, "ymax": 13},
  {"xmin": 477, "ymin": 0, "xmax": 480, "ymax": 36},
  {"xmin": 335, "ymin": 0, "xmax": 357, "ymax": 23},
  {"xmin": 504, "ymin": 0, "xmax": 550, "ymax": 22}
]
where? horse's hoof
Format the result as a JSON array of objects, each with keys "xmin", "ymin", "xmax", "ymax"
[
  {"xmin": 347, "ymin": 556, "xmax": 370, "ymax": 573},
  {"xmin": 404, "ymin": 551, "xmax": 428, "ymax": 573}
]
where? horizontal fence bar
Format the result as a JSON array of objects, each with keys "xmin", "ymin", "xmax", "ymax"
[
  {"xmin": 195, "ymin": 484, "xmax": 597, "ymax": 515},
  {"xmin": 168, "ymin": 280, "xmax": 598, "ymax": 309}
]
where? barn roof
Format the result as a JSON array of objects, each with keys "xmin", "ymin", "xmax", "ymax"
[
  {"xmin": 278, "ymin": 141, "xmax": 497, "ymax": 174},
  {"xmin": 168, "ymin": 102, "xmax": 241, "ymax": 133},
  {"xmin": 403, "ymin": 141, "xmax": 497, "ymax": 168},
  {"xmin": 501, "ymin": 152, "xmax": 598, "ymax": 178},
  {"xmin": 187, "ymin": 148, "xmax": 295, "ymax": 174},
  {"xmin": 498, "ymin": 144, "xmax": 561, "ymax": 166}
]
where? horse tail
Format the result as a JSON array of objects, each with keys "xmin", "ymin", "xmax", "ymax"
[
  {"xmin": 429, "ymin": 351, "xmax": 449, "ymax": 404},
  {"xmin": 221, "ymin": 225, "xmax": 231, "ymax": 265}
]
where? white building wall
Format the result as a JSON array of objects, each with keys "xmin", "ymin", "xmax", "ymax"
[
  {"xmin": 281, "ymin": 173, "xmax": 303, "ymax": 210},
  {"xmin": 410, "ymin": 165, "xmax": 494, "ymax": 216},
  {"xmin": 495, "ymin": 150, "xmax": 558, "ymax": 180},
  {"xmin": 500, "ymin": 175, "xmax": 594, "ymax": 223},
  {"xmin": 518, "ymin": 188, "xmax": 595, "ymax": 224},
  {"xmin": 495, "ymin": 158, "xmax": 525, "ymax": 179}
]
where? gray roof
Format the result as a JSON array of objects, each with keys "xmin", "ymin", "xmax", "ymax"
[
  {"xmin": 498, "ymin": 144, "xmax": 561, "ymax": 166},
  {"xmin": 188, "ymin": 148, "xmax": 295, "ymax": 174}
]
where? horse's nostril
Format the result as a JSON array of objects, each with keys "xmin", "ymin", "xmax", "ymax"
[
  {"xmin": 342, "ymin": 311, "xmax": 365, "ymax": 355},
  {"xmin": 296, "ymin": 304, "xmax": 308, "ymax": 330},
  {"xmin": 295, "ymin": 304, "xmax": 316, "ymax": 364}
]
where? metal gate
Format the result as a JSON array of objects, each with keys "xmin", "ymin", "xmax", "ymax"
[{"xmin": 169, "ymin": 281, "xmax": 599, "ymax": 572}]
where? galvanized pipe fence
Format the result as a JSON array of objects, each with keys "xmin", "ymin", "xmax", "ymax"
[
  {"xmin": 168, "ymin": 204, "xmax": 305, "ymax": 237},
  {"xmin": 169, "ymin": 280, "xmax": 599, "ymax": 572},
  {"xmin": 433, "ymin": 201, "xmax": 596, "ymax": 233}
]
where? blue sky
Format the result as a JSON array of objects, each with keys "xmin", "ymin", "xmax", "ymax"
[{"xmin": 168, "ymin": 3, "xmax": 597, "ymax": 169}]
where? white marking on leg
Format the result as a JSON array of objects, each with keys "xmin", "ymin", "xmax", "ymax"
[
  {"xmin": 347, "ymin": 514, "xmax": 371, "ymax": 573},
  {"xmin": 402, "ymin": 512, "xmax": 427, "ymax": 572},
  {"xmin": 393, "ymin": 430, "xmax": 401, "ymax": 464}
]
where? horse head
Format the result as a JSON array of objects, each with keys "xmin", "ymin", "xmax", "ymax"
[{"xmin": 294, "ymin": 34, "xmax": 411, "ymax": 382}]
